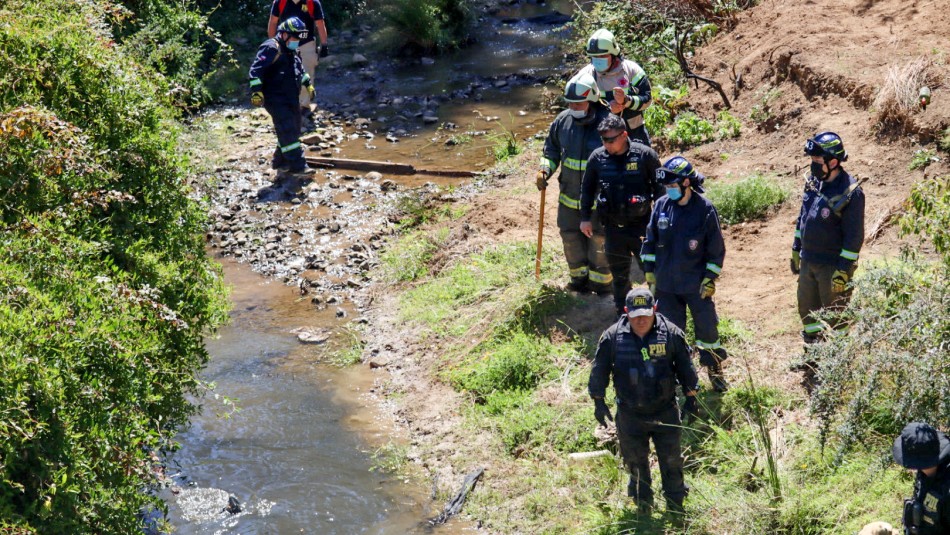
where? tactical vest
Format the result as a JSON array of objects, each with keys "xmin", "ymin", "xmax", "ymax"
[
  {"xmin": 593, "ymin": 148, "xmax": 654, "ymax": 226},
  {"xmin": 611, "ymin": 319, "xmax": 677, "ymax": 414},
  {"xmin": 905, "ymin": 467, "xmax": 950, "ymax": 535}
]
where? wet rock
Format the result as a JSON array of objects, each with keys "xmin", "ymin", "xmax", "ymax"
[
  {"xmin": 352, "ymin": 53, "xmax": 369, "ymax": 66},
  {"xmin": 346, "ymin": 278, "xmax": 362, "ymax": 288},
  {"xmin": 295, "ymin": 328, "xmax": 330, "ymax": 344},
  {"xmin": 335, "ymin": 308, "xmax": 346, "ymax": 318},
  {"xmin": 493, "ymin": 79, "xmax": 508, "ymax": 88},
  {"xmin": 385, "ymin": 134, "xmax": 398, "ymax": 143},
  {"xmin": 422, "ymin": 115, "xmax": 439, "ymax": 124},
  {"xmin": 420, "ymin": 57, "xmax": 435, "ymax": 66},
  {"xmin": 327, "ymin": 295, "xmax": 340, "ymax": 304},
  {"xmin": 380, "ymin": 180, "xmax": 397, "ymax": 192},
  {"xmin": 365, "ymin": 171, "xmax": 383, "ymax": 181},
  {"xmin": 328, "ymin": 222, "xmax": 341, "ymax": 233},
  {"xmin": 225, "ymin": 495, "xmax": 242, "ymax": 515}
]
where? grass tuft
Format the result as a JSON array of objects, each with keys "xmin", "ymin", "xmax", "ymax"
[{"xmin": 704, "ymin": 174, "xmax": 789, "ymax": 224}]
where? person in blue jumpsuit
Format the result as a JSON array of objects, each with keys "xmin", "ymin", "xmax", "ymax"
[
  {"xmin": 640, "ymin": 156, "xmax": 728, "ymax": 392},
  {"xmin": 589, "ymin": 287, "xmax": 699, "ymax": 514},
  {"xmin": 790, "ymin": 132, "xmax": 864, "ymax": 346},
  {"xmin": 249, "ymin": 17, "xmax": 316, "ymax": 175},
  {"xmin": 580, "ymin": 114, "xmax": 662, "ymax": 315}
]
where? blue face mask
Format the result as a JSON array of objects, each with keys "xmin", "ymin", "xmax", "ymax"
[
  {"xmin": 287, "ymin": 40, "xmax": 300, "ymax": 51},
  {"xmin": 591, "ymin": 57, "xmax": 611, "ymax": 73},
  {"xmin": 666, "ymin": 185, "xmax": 683, "ymax": 201}
]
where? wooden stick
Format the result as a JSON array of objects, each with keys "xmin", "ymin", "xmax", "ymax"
[
  {"xmin": 536, "ymin": 187, "xmax": 546, "ymax": 281},
  {"xmin": 304, "ymin": 156, "xmax": 476, "ymax": 177}
]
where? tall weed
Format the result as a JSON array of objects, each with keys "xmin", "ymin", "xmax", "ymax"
[{"xmin": 704, "ymin": 174, "xmax": 789, "ymax": 224}]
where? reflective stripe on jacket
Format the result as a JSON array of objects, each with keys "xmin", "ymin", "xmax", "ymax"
[
  {"xmin": 541, "ymin": 106, "xmax": 609, "ymax": 210},
  {"xmin": 792, "ymin": 170, "xmax": 865, "ymax": 271}
]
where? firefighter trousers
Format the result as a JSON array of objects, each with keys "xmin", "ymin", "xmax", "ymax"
[
  {"xmin": 797, "ymin": 259, "xmax": 853, "ymax": 342},
  {"xmin": 265, "ymin": 100, "xmax": 305, "ymax": 170},
  {"xmin": 557, "ymin": 205, "xmax": 611, "ymax": 289}
]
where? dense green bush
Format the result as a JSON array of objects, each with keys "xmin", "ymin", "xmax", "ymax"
[
  {"xmin": 810, "ymin": 258, "xmax": 949, "ymax": 452},
  {"xmin": 448, "ymin": 331, "xmax": 564, "ymax": 400},
  {"xmin": 372, "ymin": 0, "xmax": 474, "ymax": 54},
  {"xmin": 902, "ymin": 175, "xmax": 950, "ymax": 263},
  {"xmin": 0, "ymin": 1, "xmax": 228, "ymax": 531},
  {"xmin": 705, "ymin": 174, "xmax": 789, "ymax": 224}
]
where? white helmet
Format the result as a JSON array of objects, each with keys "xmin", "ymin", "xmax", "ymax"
[
  {"xmin": 586, "ymin": 28, "xmax": 619, "ymax": 57},
  {"xmin": 564, "ymin": 72, "xmax": 600, "ymax": 103}
]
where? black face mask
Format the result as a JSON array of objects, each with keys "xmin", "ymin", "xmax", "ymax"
[{"xmin": 811, "ymin": 161, "xmax": 828, "ymax": 181}]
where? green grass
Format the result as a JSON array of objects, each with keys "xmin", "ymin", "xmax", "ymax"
[
  {"xmin": 488, "ymin": 125, "xmax": 523, "ymax": 162},
  {"xmin": 705, "ymin": 174, "xmax": 790, "ymax": 224},
  {"xmin": 378, "ymin": 229, "xmax": 443, "ymax": 282},
  {"xmin": 939, "ymin": 128, "xmax": 950, "ymax": 153},
  {"xmin": 909, "ymin": 148, "xmax": 938, "ymax": 170}
]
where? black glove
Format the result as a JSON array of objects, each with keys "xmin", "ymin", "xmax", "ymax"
[
  {"xmin": 319, "ymin": 44, "xmax": 329, "ymax": 58},
  {"xmin": 593, "ymin": 398, "xmax": 613, "ymax": 427},
  {"xmin": 681, "ymin": 396, "xmax": 699, "ymax": 421}
]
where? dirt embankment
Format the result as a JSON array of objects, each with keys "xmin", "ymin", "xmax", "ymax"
[{"xmin": 356, "ymin": 0, "xmax": 950, "ymax": 529}]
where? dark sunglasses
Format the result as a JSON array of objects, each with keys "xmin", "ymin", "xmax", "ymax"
[{"xmin": 601, "ymin": 132, "xmax": 624, "ymax": 144}]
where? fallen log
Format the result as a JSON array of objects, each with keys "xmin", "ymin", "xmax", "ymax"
[
  {"xmin": 427, "ymin": 468, "xmax": 485, "ymax": 526},
  {"xmin": 305, "ymin": 157, "xmax": 477, "ymax": 178}
]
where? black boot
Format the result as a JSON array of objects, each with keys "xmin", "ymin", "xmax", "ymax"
[
  {"xmin": 566, "ymin": 278, "xmax": 590, "ymax": 293},
  {"xmin": 706, "ymin": 362, "xmax": 729, "ymax": 393}
]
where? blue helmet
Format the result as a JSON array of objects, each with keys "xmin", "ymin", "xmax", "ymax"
[
  {"xmin": 804, "ymin": 131, "xmax": 848, "ymax": 162},
  {"xmin": 277, "ymin": 17, "xmax": 309, "ymax": 39},
  {"xmin": 656, "ymin": 156, "xmax": 705, "ymax": 192}
]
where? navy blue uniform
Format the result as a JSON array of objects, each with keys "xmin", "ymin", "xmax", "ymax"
[
  {"xmin": 792, "ymin": 170, "xmax": 865, "ymax": 340},
  {"xmin": 249, "ymin": 38, "xmax": 308, "ymax": 171},
  {"xmin": 641, "ymin": 192, "xmax": 727, "ymax": 363},
  {"xmin": 589, "ymin": 313, "xmax": 697, "ymax": 507},
  {"xmin": 904, "ymin": 445, "xmax": 950, "ymax": 534},
  {"xmin": 580, "ymin": 142, "xmax": 662, "ymax": 312}
]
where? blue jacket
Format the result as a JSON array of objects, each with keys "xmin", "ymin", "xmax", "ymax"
[
  {"xmin": 248, "ymin": 38, "xmax": 306, "ymax": 104},
  {"xmin": 792, "ymin": 170, "xmax": 865, "ymax": 270},
  {"xmin": 641, "ymin": 192, "xmax": 725, "ymax": 295},
  {"xmin": 580, "ymin": 141, "xmax": 662, "ymax": 225},
  {"xmin": 588, "ymin": 313, "xmax": 697, "ymax": 415}
]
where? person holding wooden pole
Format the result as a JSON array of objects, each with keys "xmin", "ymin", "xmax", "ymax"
[{"xmin": 537, "ymin": 72, "xmax": 611, "ymax": 293}]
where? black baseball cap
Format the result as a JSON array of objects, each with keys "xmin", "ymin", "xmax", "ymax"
[
  {"xmin": 893, "ymin": 422, "xmax": 950, "ymax": 470},
  {"xmin": 625, "ymin": 288, "xmax": 655, "ymax": 318}
]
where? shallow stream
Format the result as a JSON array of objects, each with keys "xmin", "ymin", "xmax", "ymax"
[{"xmin": 165, "ymin": 2, "xmax": 579, "ymax": 531}]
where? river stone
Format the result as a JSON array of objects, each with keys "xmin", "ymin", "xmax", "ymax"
[
  {"xmin": 493, "ymin": 79, "xmax": 508, "ymax": 88},
  {"xmin": 423, "ymin": 115, "xmax": 439, "ymax": 124},
  {"xmin": 380, "ymin": 180, "xmax": 397, "ymax": 192},
  {"xmin": 295, "ymin": 328, "xmax": 330, "ymax": 344},
  {"xmin": 364, "ymin": 171, "xmax": 383, "ymax": 181},
  {"xmin": 421, "ymin": 57, "xmax": 435, "ymax": 65},
  {"xmin": 352, "ymin": 53, "xmax": 369, "ymax": 66}
]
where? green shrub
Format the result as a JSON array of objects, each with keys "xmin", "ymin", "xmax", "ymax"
[
  {"xmin": 939, "ymin": 128, "xmax": 950, "ymax": 153},
  {"xmin": 373, "ymin": 0, "xmax": 474, "ymax": 54},
  {"xmin": 705, "ymin": 174, "xmax": 789, "ymax": 224},
  {"xmin": 909, "ymin": 148, "xmax": 938, "ymax": 170},
  {"xmin": 902, "ymin": 175, "xmax": 950, "ymax": 264},
  {"xmin": 0, "ymin": 2, "xmax": 228, "ymax": 531},
  {"xmin": 749, "ymin": 86, "xmax": 782, "ymax": 128},
  {"xmin": 716, "ymin": 110, "xmax": 742, "ymax": 139},
  {"xmin": 664, "ymin": 112, "xmax": 716, "ymax": 147},
  {"xmin": 809, "ymin": 257, "xmax": 950, "ymax": 452}
]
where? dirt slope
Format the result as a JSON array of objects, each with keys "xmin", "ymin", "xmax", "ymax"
[{"xmin": 360, "ymin": 0, "xmax": 950, "ymax": 530}]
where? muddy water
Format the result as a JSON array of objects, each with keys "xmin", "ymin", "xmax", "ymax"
[
  {"xmin": 322, "ymin": 0, "xmax": 579, "ymax": 177},
  {"xmin": 163, "ymin": 259, "xmax": 474, "ymax": 534},
  {"xmin": 168, "ymin": 2, "xmax": 579, "ymax": 532}
]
